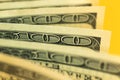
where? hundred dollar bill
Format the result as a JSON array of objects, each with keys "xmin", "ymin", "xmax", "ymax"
[
  {"xmin": 0, "ymin": 39, "xmax": 119, "ymax": 75},
  {"xmin": 0, "ymin": 6, "xmax": 105, "ymax": 29},
  {"xmin": 0, "ymin": 0, "xmax": 36, "ymax": 3},
  {"xmin": 0, "ymin": 0, "xmax": 99, "ymax": 6},
  {"xmin": 0, "ymin": 23, "xmax": 111, "ymax": 52},
  {"xmin": 0, "ymin": 54, "xmax": 119, "ymax": 80},
  {"xmin": 0, "ymin": 53, "xmax": 71, "ymax": 80},
  {"xmin": 0, "ymin": 0, "xmax": 99, "ymax": 11},
  {"xmin": 30, "ymin": 60, "xmax": 120, "ymax": 80}
]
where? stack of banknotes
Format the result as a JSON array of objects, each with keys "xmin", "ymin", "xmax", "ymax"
[{"xmin": 0, "ymin": 0, "xmax": 119, "ymax": 80}]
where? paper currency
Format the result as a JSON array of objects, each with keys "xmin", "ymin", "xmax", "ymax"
[
  {"xmin": 0, "ymin": 6, "xmax": 105, "ymax": 29},
  {"xmin": 0, "ymin": 39, "xmax": 120, "ymax": 80},
  {"xmin": 0, "ymin": 0, "xmax": 99, "ymax": 11},
  {"xmin": 0, "ymin": 0, "xmax": 35, "ymax": 3},
  {"xmin": 0, "ymin": 0, "xmax": 99, "ymax": 6},
  {"xmin": 31, "ymin": 60, "xmax": 120, "ymax": 80},
  {"xmin": 0, "ymin": 23, "xmax": 111, "ymax": 52},
  {"xmin": 0, "ymin": 53, "xmax": 71, "ymax": 80},
  {"xmin": 0, "ymin": 39, "xmax": 117, "ymax": 74}
]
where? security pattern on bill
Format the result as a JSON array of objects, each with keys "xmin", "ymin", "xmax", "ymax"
[{"xmin": 0, "ymin": 0, "xmax": 117, "ymax": 80}]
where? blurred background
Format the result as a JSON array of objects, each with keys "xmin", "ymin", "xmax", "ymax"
[{"xmin": 100, "ymin": 0, "xmax": 120, "ymax": 55}]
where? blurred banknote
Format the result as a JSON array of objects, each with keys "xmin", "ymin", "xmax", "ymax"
[
  {"xmin": 0, "ymin": 0, "xmax": 99, "ymax": 6},
  {"xmin": 0, "ymin": 23, "xmax": 111, "ymax": 52},
  {"xmin": 0, "ymin": 6, "xmax": 105, "ymax": 29},
  {"xmin": 31, "ymin": 60, "xmax": 120, "ymax": 80},
  {"xmin": 0, "ymin": 0, "xmax": 36, "ymax": 3},
  {"xmin": 0, "ymin": 39, "xmax": 116, "ymax": 74},
  {"xmin": 0, "ymin": 53, "xmax": 71, "ymax": 80},
  {"xmin": 0, "ymin": 39, "xmax": 120, "ymax": 80},
  {"xmin": 0, "ymin": 0, "xmax": 99, "ymax": 11}
]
